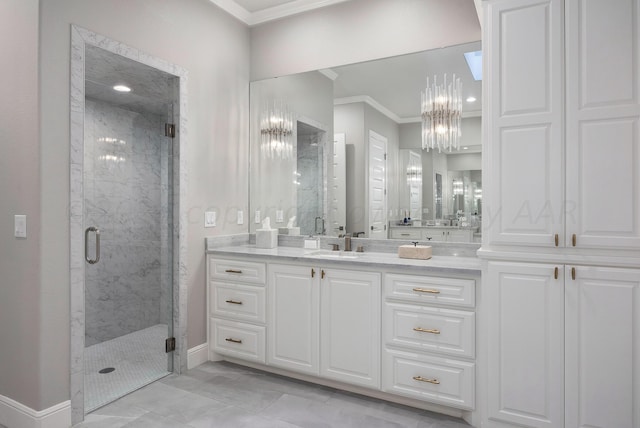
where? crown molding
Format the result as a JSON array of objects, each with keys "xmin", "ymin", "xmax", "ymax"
[{"xmin": 210, "ymin": 0, "xmax": 350, "ymax": 26}]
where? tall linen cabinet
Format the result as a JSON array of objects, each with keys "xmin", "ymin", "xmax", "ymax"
[{"xmin": 480, "ymin": 1, "xmax": 640, "ymax": 428}]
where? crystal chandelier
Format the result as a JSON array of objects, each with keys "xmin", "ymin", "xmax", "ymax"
[
  {"xmin": 260, "ymin": 100, "xmax": 294, "ymax": 160},
  {"xmin": 421, "ymin": 74, "xmax": 462, "ymax": 152}
]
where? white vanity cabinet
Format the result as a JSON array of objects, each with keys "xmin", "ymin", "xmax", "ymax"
[
  {"xmin": 486, "ymin": 261, "xmax": 640, "ymax": 428},
  {"xmin": 267, "ymin": 263, "xmax": 381, "ymax": 388},
  {"xmin": 389, "ymin": 226, "xmax": 474, "ymax": 243},
  {"xmin": 382, "ymin": 273, "xmax": 476, "ymax": 410},
  {"xmin": 209, "ymin": 258, "xmax": 267, "ymax": 363},
  {"xmin": 484, "ymin": 0, "xmax": 640, "ymax": 250}
]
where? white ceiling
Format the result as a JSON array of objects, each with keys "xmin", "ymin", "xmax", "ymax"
[{"xmin": 209, "ymin": 0, "xmax": 350, "ymax": 25}]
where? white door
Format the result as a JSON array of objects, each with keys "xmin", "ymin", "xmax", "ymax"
[
  {"xmin": 565, "ymin": 265, "xmax": 640, "ymax": 428},
  {"xmin": 267, "ymin": 264, "xmax": 320, "ymax": 375},
  {"xmin": 565, "ymin": 0, "xmax": 640, "ymax": 250},
  {"xmin": 368, "ymin": 131, "xmax": 387, "ymax": 238},
  {"xmin": 329, "ymin": 133, "xmax": 346, "ymax": 236},
  {"xmin": 484, "ymin": 0, "xmax": 564, "ymax": 247},
  {"xmin": 486, "ymin": 261, "xmax": 564, "ymax": 428},
  {"xmin": 320, "ymin": 268, "xmax": 381, "ymax": 389}
]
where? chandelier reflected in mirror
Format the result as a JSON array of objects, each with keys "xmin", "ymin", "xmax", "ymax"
[
  {"xmin": 260, "ymin": 99, "xmax": 294, "ymax": 160},
  {"xmin": 421, "ymin": 74, "xmax": 462, "ymax": 152}
]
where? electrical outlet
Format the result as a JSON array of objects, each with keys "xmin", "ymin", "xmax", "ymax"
[
  {"xmin": 204, "ymin": 211, "xmax": 216, "ymax": 228},
  {"xmin": 237, "ymin": 210, "xmax": 244, "ymax": 225},
  {"xmin": 14, "ymin": 215, "xmax": 26, "ymax": 238},
  {"xmin": 276, "ymin": 210, "xmax": 284, "ymax": 223},
  {"xmin": 254, "ymin": 210, "xmax": 261, "ymax": 224}
]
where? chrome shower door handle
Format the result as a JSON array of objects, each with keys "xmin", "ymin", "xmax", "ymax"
[{"xmin": 85, "ymin": 227, "xmax": 101, "ymax": 264}]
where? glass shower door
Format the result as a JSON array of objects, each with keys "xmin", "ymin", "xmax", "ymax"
[{"xmin": 83, "ymin": 45, "xmax": 175, "ymax": 412}]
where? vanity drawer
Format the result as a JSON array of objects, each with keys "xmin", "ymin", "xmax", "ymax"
[
  {"xmin": 211, "ymin": 318, "xmax": 266, "ymax": 363},
  {"xmin": 385, "ymin": 273, "xmax": 475, "ymax": 308},
  {"xmin": 382, "ymin": 349, "xmax": 475, "ymax": 410},
  {"xmin": 211, "ymin": 282, "xmax": 266, "ymax": 323},
  {"xmin": 390, "ymin": 228, "xmax": 422, "ymax": 240},
  {"xmin": 384, "ymin": 302, "xmax": 475, "ymax": 358},
  {"xmin": 210, "ymin": 258, "xmax": 266, "ymax": 285}
]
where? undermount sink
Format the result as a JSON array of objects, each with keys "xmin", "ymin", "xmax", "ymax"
[{"xmin": 307, "ymin": 250, "xmax": 361, "ymax": 260}]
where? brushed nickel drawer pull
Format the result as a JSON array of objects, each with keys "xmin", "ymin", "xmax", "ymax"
[
  {"xmin": 225, "ymin": 338, "xmax": 242, "ymax": 344},
  {"xmin": 413, "ymin": 327, "xmax": 441, "ymax": 334},
  {"xmin": 225, "ymin": 299, "xmax": 243, "ymax": 305},
  {"xmin": 413, "ymin": 287, "xmax": 440, "ymax": 294},
  {"xmin": 413, "ymin": 376, "xmax": 440, "ymax": 384},
  {"xmin": 225, "ymin": 269, "xmax": 243, "ymax": 274}
]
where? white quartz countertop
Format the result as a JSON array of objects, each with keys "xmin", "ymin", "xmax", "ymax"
[{"xmin": 207, "ymin": 244, "xmax": 481, "ymax": 275}]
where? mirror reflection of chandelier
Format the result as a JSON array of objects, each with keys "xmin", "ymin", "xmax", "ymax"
[
  {"xmin": 421, "ymin": 74, "xmax": 462, "ymax": 152},
  {"xmin": 260, "ymin": 100, "xmax": 294, "ymax": 160}
]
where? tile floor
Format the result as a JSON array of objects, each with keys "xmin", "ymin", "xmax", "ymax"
[
  {"xmin": 75, "ymin": 361, "xmax": 470, "ymax": 428},
  {"xmin": 85, "ymin": 324, "xmax": 170, "ymax": 412}
]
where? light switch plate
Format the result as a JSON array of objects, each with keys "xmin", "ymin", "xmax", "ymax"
[
  {"xmin": 237, "ymin": 210, "xmax": 244, "ymax": 225},
  {"xmin": 276, "ymin": 210, "xmax": 284, "ymax": 223},
  {"xmin": 254, "ymin": 210, "xmax": 261, "ymax": 224},
  {"xmin": 204, "ymin": 211, "xmax": 216, "ymax": 228},
  {"xmin": 14, "ymin": 215, "xmax": 26, "ymax": 238}
]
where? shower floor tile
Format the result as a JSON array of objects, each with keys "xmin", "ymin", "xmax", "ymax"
[{"xmin": 84, "ymin": 324, "xmax": 171, "ymax": 412}]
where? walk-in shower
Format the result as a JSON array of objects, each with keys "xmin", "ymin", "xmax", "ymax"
[{"xmin": 69, "ymin": 26, "xmax": 187, "ymax": 422}]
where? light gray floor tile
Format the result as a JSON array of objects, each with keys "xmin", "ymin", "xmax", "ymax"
[
  {"xmin": 260, "ymin": 393, "xmax": 408, "ymax": 428},
  {"xmin": 75, "ymin": 361, "xmax": 471, "ymax": 428},
  {"xmin": 187, "ymin": 406, "xmax": 301, "ymax": 428}
]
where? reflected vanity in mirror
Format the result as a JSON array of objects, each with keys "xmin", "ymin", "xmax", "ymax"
[{"xmin": 249, "ymin": 41, "xmax": 481, "ymax": 243}]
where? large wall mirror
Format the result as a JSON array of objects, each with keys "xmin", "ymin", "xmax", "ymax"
[{"xmin": 249, "ymin": 40, "xmax": 481, "ymax": 243}]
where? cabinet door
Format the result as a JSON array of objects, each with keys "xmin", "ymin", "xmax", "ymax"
[
  {"xmin": 486, "ymin": 261, "xmax": 564, "ymax": 428},
  {"xmin": 565, "ymin": 0, "xmax": 640, "ymax": 250},
  {"xmin": 320, "ymin": 268, "xmax": 381, "ymax": 389},
  {"xmin": 484, "ymin": 0, "xmax": 564, "ymax": 247},
  {"xmin": 565, "ymin": 266, "xmax": 640, "ymax": 428},
  {"xmin": 267, "ymin": 264, "xmax": 320, "ymax": 375}
]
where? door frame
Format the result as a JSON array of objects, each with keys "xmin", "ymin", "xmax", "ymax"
[{"xmin": 69, "ymin": 26, "xmax": 188, "ymax": 424}]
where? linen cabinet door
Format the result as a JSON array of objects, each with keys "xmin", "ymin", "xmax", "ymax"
[
  {"xmin": 486, "ymin": 261, "xmax": 564, "ymax": 428},
  {"xmin": 565, "ymin": 266, "xmax": 640, "ymax": 428},
  {"xmin": 565, "ymin": 0, "xmax": 640, "ymax": 250},
  {"xmin": 268, "ymin": 264, "xmax": 320, "ymax": 375},
  {"xmin": 484, "ymin": 0, "xmax": 564, "ymax": 247},
  {"xmin": 320, "ymin": 268, "xmax": 381, "ymax": 389}
]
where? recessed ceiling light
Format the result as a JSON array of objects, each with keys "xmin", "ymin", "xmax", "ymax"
[
  {"xmin": 463, "ymin": 147, "xmax": 469, "ymax": 150},
  {"xmin": 113, "ymin": 85, "xmax": 131, "ymax": 92},
  {"xmin": 466, "ymin": 96, "xmax": 476, "ymax": 103}
]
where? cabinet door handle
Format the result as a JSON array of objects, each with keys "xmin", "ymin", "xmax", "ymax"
[
  {"xmin": 401, "ymin": 233, "xmax": 410, "ymax": 236},
  {"xmin": 555, "ymin": 234, "xmax": 559, "ymax": 247},
  {"xmin": 311, "ymin": 268, "xmax": 315, "ymax": 278},
  {"xmin": 572, "ymin": 234, "xmax": 577, "ymax": 247},
  {"xmin": 225, "ymin": 299, "xmax": 242, "ymax": 305},
  {"xmin": 412, "ymin": 287, "xmax": 440, "ymax": 294},
  {"xmin": 413, "ymin": 327, "xmax": 440, "ymax": 334},
  {"xmin": 321, "ymin": 269, "xmax": 326, "ymax": 279},
  {"xmin": 85, "ymin": 227, "xmax": 101, "ymax": 264},
  {"xmin": 413, "ymin": 376, "xmax": 440, "ymax": 385},
  {"xmin": 225, "ymin": 269, "xmax": 243, "ymax": 274},
  {"xmin": 571, "ymin": 267, "xmax": 576, "ymax": 280},
  {"xmin": 554, "ymin": 267, "xmax": 559, "ymax": 280},
  {"xmin": 225, "ymin": 338, "xmax": 242, "ymax": 344}
]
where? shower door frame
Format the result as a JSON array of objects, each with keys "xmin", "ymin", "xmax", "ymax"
[{"xmin": 69, "ymin": 25, "xmax": 188, "ymax": 424}]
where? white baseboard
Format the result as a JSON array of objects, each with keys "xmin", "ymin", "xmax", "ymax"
[
  {"xmin": 187, "ymin": 343, "xmax": 209, "ymax": 369},
  {"xmin": 0, "ymin": 395, "xmax": 71, "ymax": 428}
]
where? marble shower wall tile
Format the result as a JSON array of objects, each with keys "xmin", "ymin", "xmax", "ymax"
[{"xmin": 84, "ymin": 99, "xmax": 169, "ymax": 346}]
